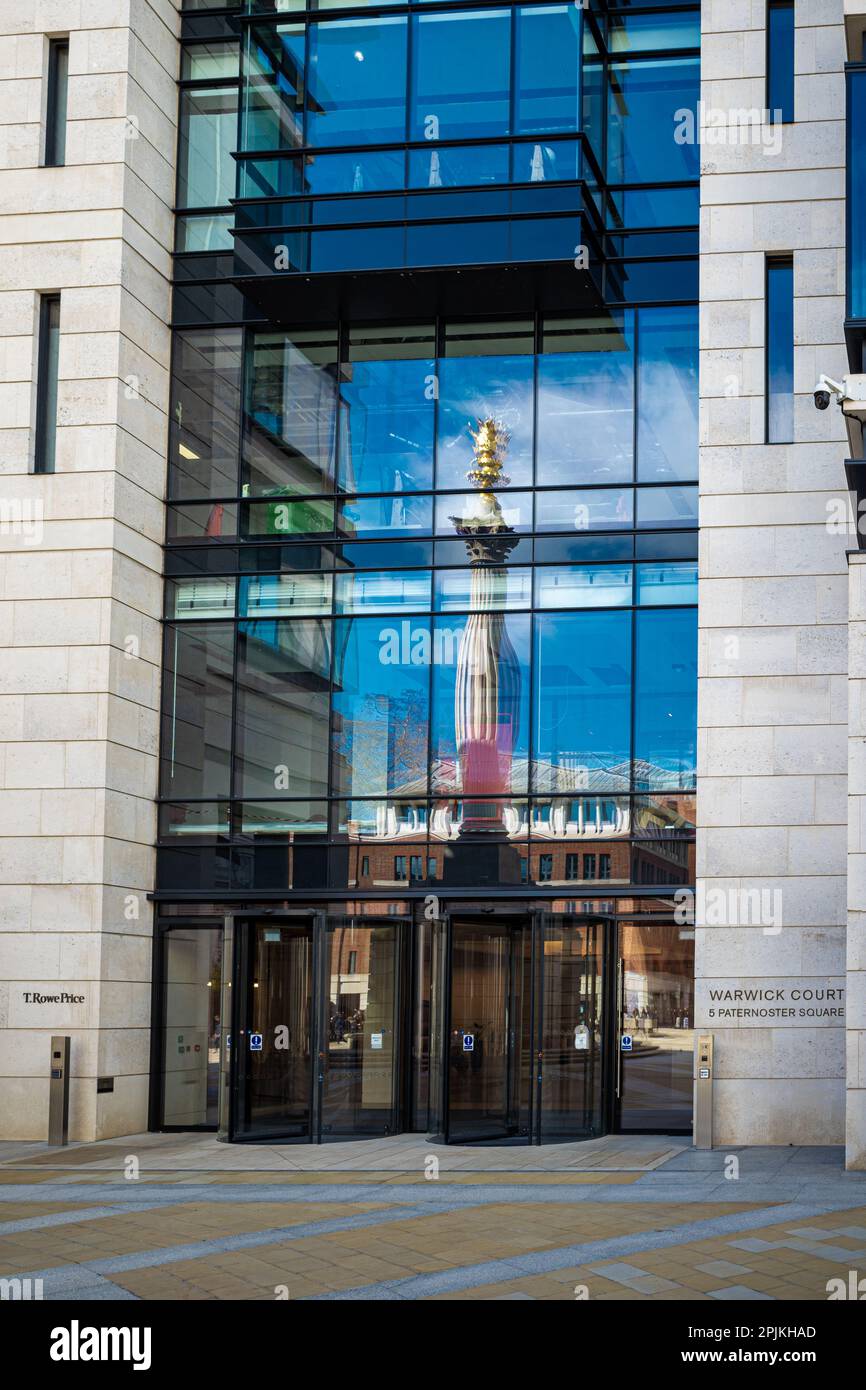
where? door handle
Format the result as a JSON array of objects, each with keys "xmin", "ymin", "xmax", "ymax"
[{"xmin": 616, "ymin": 958, "xmax": 624, "ymax": 1099}]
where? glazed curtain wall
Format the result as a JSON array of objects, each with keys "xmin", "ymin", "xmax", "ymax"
[{"xmin": 158, "ymin": 308, "xmax": 697, "ymax": 894}]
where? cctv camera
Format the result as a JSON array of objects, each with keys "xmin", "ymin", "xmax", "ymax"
[{"xmin": 814, "ymin": 389, "xmax": 831, "ymax": 410}]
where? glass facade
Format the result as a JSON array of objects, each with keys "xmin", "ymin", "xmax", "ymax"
[{"xmin": 155, "ymin": 0, "xmax": 700, "ymax": 1143}]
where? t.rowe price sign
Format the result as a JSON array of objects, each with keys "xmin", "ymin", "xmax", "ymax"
[
  {"xmin": 696, "ymin": 978, "xmax": 845, "ymax": 1026},
  {"xmin": 22, "ymin": 992, "xmax": 85, "ymax": 1005}
]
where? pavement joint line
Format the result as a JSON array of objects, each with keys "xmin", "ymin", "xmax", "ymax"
[
  {"xmin": 0, "ymin": 1202, "xmax": 175, "ymax": 1236},
  {"xmin": 1, "ymin": 1180, "xmax": 864, "ymax": 1210},
  {"xmin": 307, "ymin": 1200, "xmax": 850, "ymax": 1300},
  {"xmin": 10, "ymin": 1203, "xmax": 443, "ymax": 1290}
]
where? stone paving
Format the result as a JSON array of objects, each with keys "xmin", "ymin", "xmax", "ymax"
[{"xmin": 0, "ymin": 1133, "xmax": 864, "ymax": 1301}]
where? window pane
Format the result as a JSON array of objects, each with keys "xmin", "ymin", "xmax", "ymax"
[
  {"xmin": 607, "ymin": 58, "xmax": 700, "ymax": 183},
  {"xmin": 176, "ymin": 213, "xmax": 235, "ymax": 254},
  {"xmin": 235, "ymin": 619, "xmax": 332, "ymax": 798},
  {"xmin": 178, "ymin": 86, "xmax": 238, "ymax": 207},
  {"xmin": 438, "ymin": 491, "xmax": 533, "ymax": 534},
  {"xmin": 636, "ymin": 486, "xmax": 698, "ymax": 528},
  {"xmin": 339, "ymin": 325, "xmax": 435, "ymax": 494},
  {"xmin": 160, "ymin": 623, "xmax": 234, "ymax": 799},
  {"xmin": 767, "ymin": 258, "xmax": 794, "ymax": 444},
  {"xmin": 768, "ymin": 2, "xmax": 795, "ymax": 123},
  {"xmin": 168, "ymin": 576, "xmax": 236, "ymax": 619},
  {"xmin": 609, "ymin": 13, "xmax": 701, "ymax": 53},
  {"xmin": 515, "ymin": 4, "xmax": 580, "ymax": 135},
  {"xmin": 438, "ymin": 322, "xmax": 534, "ymax": 474},
  {"xmin": 635, "ymin": 562, "xmax": 698, "ymax": 606},
  {"xmin": 533, "ymin": 611, "xmax": 632, "ymax": 792},
  {"xmin": 239, "ymin": 801, "xmax": 329, "ymax": 836},
  {"xmin": 45, "ymin": 40, "xmax": 68, "ymax": 167},
  {"xmin": 431, "ymin": 612, "xmax": 530, "ymax": 795},
  {"xmin": 339, "ymin": 494, "xmax": 433, "ymax": 538},
  {"xmin": 331, "ymin": 616, "xmax": 431, "ymax": 797},
  {"xmin": 535, "ymin": 488, "xmax": 634, "ymax": 532},
  {"xmin": 539, "ymin": 312, "xmax": 634, "ymax": 485},
  {"xmin": 408, "ymin": 143, "xmax": 510, "ymax": 189},
  {"xmin": 851, "ymin": 70, "xmax": 866, "ymax": 317},
  {"xmin": 245, "ymin": 498, "xmax": 335, "ymax": 537},
  {"xmin": 411, "ymin": 10, "xmax": 511, "ymax": 141},
  {"xmin": 169, "ymin": 329, "xmax": 242, "ymax": 500},
  {"xmin": 434, "ymin": 567, "xmax": 532, "ymax": 611},
  {"xmin": 307, "ymin": 17, "xmax": 408, "ymax": 147},
  {"xmin": 182, "ymin": 43, "xmax": 240, "ymax": 81},
  {"xmin": 637, "ymin": 305, "xmax": 698, "ymax": 482},
  {"xmin": 35, "ymin": 296, "xmax": 61, "ymax": 475},
  {"xmin": 244, "ymin": 25, "xmax": 304, "ymax": 151},
  {"xmin": 634, "ymin": 608, "xmax": 697, "ymax": 790},
  {"xmin": 239, "ymin": 572, "xmax": 332, "ymax": 617},
  {"xmin": 244, "ymin": 330, "xmax": 338, "ymax": 496},
  {"xmin": 335, "ymin": 569, "xmax": 431, "ymax": 613},
  {"xmin": 535, "ymin": 564, "xmax": 633, "ymax": 609}
]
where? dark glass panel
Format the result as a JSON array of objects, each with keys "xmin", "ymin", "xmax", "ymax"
[
  {"xmin": 307, "ymin": 16, "xmax": 408, "ymax": 147},
  {"xmin": 158, "ymin": 802, "xmax": 231, "ymax": 839},
  {"xmin": 407, "ymin": 142, "xmax": 510, "ymax": 189},
  {"xmin": 160, "ymin": 623, "xmax": 234, "ymax": 800},
  {"xmin": 767, "ymin": 257, "xmax": 794, "ymax": 444},
  {"xmin": 532, "ymin": 610, "xmax": 632, "ymax": 793},
  {"xmin": 637, "ymin": 305, "xmax": 698, "ymax": 482},
  {"xmin": 430, "ymin": 612, "xmax": 531, "ymax": 796},
  {"xmin": 336, "ymin": 539, "xmax": 433, "ymax": 570},
  {"xmin": 539, "ymin": 311, "xmax": 634, "ymax": 485},
  {"xmin": 534, "ymin": 533, "xmax": 634, "ymax": 564},
  {"xmin": 234, "ymin": 618, "xmax": 332, "ymax": 799},
  {"xmin": 167, "ymin": 501, "xmax": 239, "ymax": 542},
  {"xmin": 331, "ymin": 615, "xmax": 431, "ymax": 798},
  {"xmin": 850, "ymin": 70, "xmax": 866, "ymax": 317},
  {"xmin": 607, "ymin": 58, "xmax": 700, "ymax": 183},
  {"xmin": 238, "ymin": 800, "xmax": 329, "ymax": 836},
  {"xmin": 767, "ymin": 1, "xmax": 795, "ymax": 123},
  {"xmin": 178, "ymin": 86, "xmax": 238, "ymax": 208},
  {"xmin": 339, "ymin": 324, "xmax": 435, "ymax": 495},
  {"xmin": 243, "ymin": 329, "xmax": 338, "ymax": 497},
  {"xmin": 515, "ymin": 4, "xmax": 581, "ymax": 135},
  {"xmin": 608, "ymin": 185, "xmax": 700, "ymax": 231},
  {"xmin": 410, "ymin": 9, "xmax": 511, "ymax": 142},
  {"xmin": 169, "ymin": 329, "xmax": 242, "ymax": 500},
  {"xmin": 633, "ymin": 608, "xmax": 697, "ymax": 790}
]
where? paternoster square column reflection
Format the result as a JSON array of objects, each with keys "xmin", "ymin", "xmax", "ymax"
[{"xmin": 450, "ymin": 418, "xmax": 521, "ymax": 836}]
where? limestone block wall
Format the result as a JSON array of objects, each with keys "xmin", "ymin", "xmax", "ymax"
[
  {"xmin": 696, "ymin": 0, "xmax": 850, "ymax": 1145},
  {"xmin": 0, "ymin": 0, "xmax": 179, "ymax": 1140}
]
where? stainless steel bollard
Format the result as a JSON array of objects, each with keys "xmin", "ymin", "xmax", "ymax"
[
  {"xmin": 48, "ymin": 1035, "xmax": 70, "ymax": 1146},
  {"xmin": 693, "ymin": 1032, "xmax": 713, "ymax": 1150}
]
